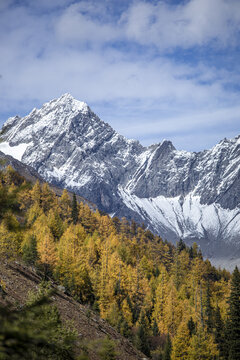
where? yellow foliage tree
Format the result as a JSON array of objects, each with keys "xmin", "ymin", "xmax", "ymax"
[
  {"xmin": 30, "ymin": 180, "xmax": 41, "ymax": 204},
  {"xmin": 32, "ymin": 213, "xmax": 57, "ymax": 276},
  {"xmin": 59, "ymin": 189, "xmax": 71, "ymax": 220},
  {"xmin": 188, "ymin": 327, "xmax": 218, "ymax": 359},
  {"xmin": 41, "ymin": 182, "xmax": 56, "ymax": 212},
  {"xmin": 27, "ymin": 203, "xmax": 44, "ymax": 225},
  {"xmin": 56, "ymin": 224, "xmax": 87, "ymax": 284},
  {"xmin": 153, "ymin": 265, "xmax": 169, "ymax": 333},
  {"xmin": 0, "ymin": 222, "xmax": 19, "ymax": 260},
  {"xmin": 163, "ymin": 278, "xmax": 182, "ymax": 336},
  {"xmin": 172, "ymin": 320, "xmax": 191, "ymax": 360}
]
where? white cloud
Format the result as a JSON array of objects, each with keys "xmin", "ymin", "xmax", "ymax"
[
  {"xmin": 55, "ymin": 2, "xmax": 119, "ymax": 45},
  {"xmin": 0, "ymin": 45, "xmax": 230, "ymax": 108},
  {"xmin": 121, "ymin": 0, "xmax": 240, "ymax": 50},
  {"xmin": 0, "ymin": 0, "xmax": 239, "ymax": 151},
  {"xmin": 52, "ymin": 0, "xmax": 240, "ymax": 50}
]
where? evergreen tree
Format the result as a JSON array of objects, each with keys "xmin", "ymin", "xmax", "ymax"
[
  {"xmin": 162, "ymin": 334, "xmax": 172, "ymax": 360},
  {"xmin": 71, "ymin": 193, "xmax": 78, "ymax": 225},
  {"xmin": 214, "ymin": 305, "xmax": 225, "ymax": 358},
  {"xmin": 152, "ymin": 319, "xmax": 160, "ymax": 337},
  {"xmin": 227, "ymin": 266, "xmax": 240, "ymax": 360},
  {"xmin": 48, "ymin": 209, "xmax": 64, "ymax": 240},
  {"xmin": 0, "ymin": 222, "xmax": 19, "ymax": 260},
  {"xmin": 136, "ymin": 312, "xmax": 150, "ymax": 357},
  {"xmin": 98, "ymin": 337, "xmax": 117, "ymax": 360},
  {"xmin": 0, "ymin": 286, "xmax": 77, "ymax": 359},
  {"xmin": 92, "ymin": 337, "xmax": 118, "ymax": 360},
  {"xmin": 0, "ymin": 183, "xmax": 8, "ymax": 217},
  {"xmin": 177, "ymin": 238, "xmax": 186, "ymax": 253},
  {"xmin": 205, "ymin": 280, "xmax": 214, "ymax": 333},
  {"xmin": 22, "ymin": 234, "xmax": 39, "ymax": 266},
  {"xmin": 130, "ymin": 220, "xmax": 137, "ymax": 236},
  {"xmin": 187, "ymin": 317, "xmax": 196, "ymax": 337},
  {"xmin": 189, "ymin": 246, "xmax": 194, "ymax": 259}
]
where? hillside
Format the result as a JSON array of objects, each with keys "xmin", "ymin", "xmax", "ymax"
[
  {"xmin": 0, "ymin": 150, "xmax": 97, "ymax": 210},
  {"xmin": 0, "ymin": 260, "xmax": 146, "ymax": 360},
  {"xmin": 0, "ymin": 165, "xmax": 239, "ymax": 359}
]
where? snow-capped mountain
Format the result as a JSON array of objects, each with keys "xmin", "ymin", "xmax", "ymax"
[{"xmin": 1, "ymin": 94, "xmax": 240, "ymax": 268}]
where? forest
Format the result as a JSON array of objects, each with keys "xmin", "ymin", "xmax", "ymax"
[{"xmin": 0, "ymin": 165, "xmax": 240, "ymax": 360}]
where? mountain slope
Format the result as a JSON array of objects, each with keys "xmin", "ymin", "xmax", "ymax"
[
  {"xmin": 0, "ymin": 94, "xmax": 240, "ymax": 267},
  {"xmin": 0, "ymin": 260, "xmax": 146, "ymax": 360},
  {"xmin": 0, "ymin": 150, "xmax": 97, "ymax": 210}
]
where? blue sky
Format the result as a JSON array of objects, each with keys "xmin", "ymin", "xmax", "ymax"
[{"xmin": 0, "ymin": 0, "xmax": 240, "ymax": 151}]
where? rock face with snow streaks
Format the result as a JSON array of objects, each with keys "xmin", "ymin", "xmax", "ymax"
[{"xmin": 0, "ymin": 94, "xmax": 240, "ymax": 268}]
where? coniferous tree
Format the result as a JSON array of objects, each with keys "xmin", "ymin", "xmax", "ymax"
[
  {"xmin": 214, "ymin": 305, "xmax": 225, "ymax": 359},
  {"xmin": 172, "ymin": 320, "xmax": 190, "ymax": 360},
  {"xmin": 0, "ymin": 183, "xmax": 8, "ymax": 217},
  {"xmin": 188, "ymin": 327, "xmax": 218, "ymax": 359},
  {"xmin": 205, "ymin": 280, "xmax": 214, "ymax": 333},
  {"xmin": 130, "ymin": 220, "xmax": 137, "ymax": 236},
  {"xmin": 59, "ymin": 189, "xmax": 71, "ymax": 219},
  {"xmin": 162, "ymin": 334, "xmax": 172, "ymax": 360},
  {"xmin": 152, "ymin": 319, "xmax": 160, "ymax": 337},
  {"xmin": 0, "ymin": 222, "xmax": 19, "ymax": 260},
  {"xmin": 48, "ymin": 209, "xmax": 64, "ymax": 240},
  {"xmin": 136, "ymin": 312, "xmax": 150, "ymax": 357},
  {"xmin": 189, "ymin": 246, "xmax": 194, "ymax": 259},
  {"xmin": 22, "ymin": 234, "xmax": 39, "ymax": 266},
  {"xmin": 177, "ymin": 238, "xmax": 186, "ymax": 253},
  {"xmin": 94, "ymin": 337, "xmax": 118, "ymax": 360},
  {"xmin": 187, "ymin": 316, "xmax": 196, "ymax": 337},
  {"xmin": 71, "ymin": 193, "xmax": 78, "ymax": 225},
  {"xmin": 31, "ymin": 180, "xmax": 42, "ymax": 205},
  {"xmin": 0, "ymin": 285, "xmax": 77, "ymax": 359},
  {"xmin": 227, "ymin": 266, "xmax": 240, "ymax": 360}
]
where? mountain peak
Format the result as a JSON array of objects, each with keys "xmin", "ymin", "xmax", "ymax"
[
  {"xmin": 0, "ymin": 96, "xmax": 240, "ymax": 268},
  {"xmin": 49, "ymin": 93, "xmax": 89, "ymax": 114},
  {"xmin": 59, "ymin": 92, "xmax": 74, "ymax": 100},
  {"xmin": 159, "ymin": 139, "xmax": 176, "ymax": 151}
]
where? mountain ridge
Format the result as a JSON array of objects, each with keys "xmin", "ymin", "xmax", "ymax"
[{"xmin": 0, "ymin": 94, "xmax": 239, "ymax": 268}]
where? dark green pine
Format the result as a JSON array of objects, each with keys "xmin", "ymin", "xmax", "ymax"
[
  {"xmin": 228, "ymin": 266, "xmax": 240, "ymax": 360},
  {"xmin": 162, "ymin": 333, "xmax": 172, "ymax": 360},
  {"xmin": 22, "ymin": 234, "xmax": 39, "ymax": 266},
  {"xmin": 205, "ymin": 280, "xmax": 214, "ymax": 333},
  {"xmin": 187, "ymin": 316, "xmax": 196, "ymax": 337},
  {"xmin": 135, "ymin": 313, "xmax": 150, "ymax": 357},
  {"xmin": 177, "ymin": 238, "xmax": 186, "ymax": 253},
  {"xmin": 71, "ymin": 193, "xmax": 78, "ymax": 225},
  {"xmin": 214, "ymin": 305, "xmax": 225, "ymax": 358}
]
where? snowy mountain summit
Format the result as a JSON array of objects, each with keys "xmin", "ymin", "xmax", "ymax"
[{"xmin": 1, "ymin": 94, "xmax": 240, "ymax": 268}]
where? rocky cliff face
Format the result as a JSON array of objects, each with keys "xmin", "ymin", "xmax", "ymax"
[{"xmin": 1, "ymin": 94, "xmax": 240, "ymax": 268}]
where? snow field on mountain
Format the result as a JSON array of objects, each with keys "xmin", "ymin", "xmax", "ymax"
[
  {"xmin": 118, "ymin": 187, "xmax": 240, "ymax": 242},
  {"xmin": 0, "ymin": 142, "xmax": 32, "ymax": 161}
]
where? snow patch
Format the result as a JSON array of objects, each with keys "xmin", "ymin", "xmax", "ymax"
[
  {"xmin": 0, "ymin": 142, "xmax": 32, "ymax": 161},
  {"xmin": 118, "ymin": 187, "xmax": 240, "ymax": 242},
  {"xmin": 66, "ymin": 174, "xmax": 92, "ymax": 188}
]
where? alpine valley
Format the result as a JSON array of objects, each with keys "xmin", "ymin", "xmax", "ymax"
[{"xmin": 0, "ymin": 94, "xmax": 239, "ymax": 269}]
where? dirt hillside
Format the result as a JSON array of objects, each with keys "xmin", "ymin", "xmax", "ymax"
[{"xmin": 0, "ymin": 260, "xmax": 148, "ymax": 360}]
